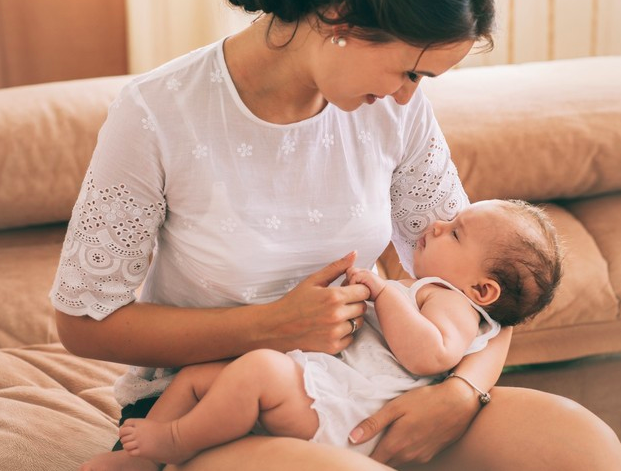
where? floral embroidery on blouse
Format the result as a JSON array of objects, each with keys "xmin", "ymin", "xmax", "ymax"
[
  {"xmin": 166, "ymin": 78, "xmax": 182, "ymax": 91},
  {"xmin": 210, "ymin": 69, "xmax": 224, "ymax": 83},
  {"xmin": 308, "ymin": 209, "xmax": 323, "ymax": 224},
  {"xmin": 237, "ymin": 143, "xmax": 253, "ymax": 157},
  {"xmin": 192, "ymin": 144, "xmax": 208, "ymax": 159},
  {"xmin": 322, "ymin": 133, "xmax": 335, "ymax": 148},
  {"xmin": 52, "ymin": 169, "xmax": 165, "ymax": 319}
]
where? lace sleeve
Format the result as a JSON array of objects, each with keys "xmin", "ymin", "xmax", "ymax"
[
  {"xmin": 390, "ymin": 95, "xmax": 469, "ymax": 277},
  {"xmin": 50, "ymin": 82, "xmax": 166, "ymax": 320}
]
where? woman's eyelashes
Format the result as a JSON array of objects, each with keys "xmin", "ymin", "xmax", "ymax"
[{"xmin": 407, "ymin": 71, "xmax": 421, "ymax": 83}]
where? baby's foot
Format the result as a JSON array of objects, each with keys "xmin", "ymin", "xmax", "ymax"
[
  {"xmin": 79, "ymin": 449, "xmax": 161, "ymax": 471},
  {"xmin": 120, "ymin": 418, "xmax": 194, "ymax": 464}
]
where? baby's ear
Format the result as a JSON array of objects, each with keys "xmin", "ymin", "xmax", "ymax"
[{"xmin": 467, "ymin": 278, "xmax": 501, "ymax": 306}]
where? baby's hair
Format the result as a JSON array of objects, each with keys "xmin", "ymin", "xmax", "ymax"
[{"xmin": 484, "ymin": 200, "xmax": 562, "ymax": 327}]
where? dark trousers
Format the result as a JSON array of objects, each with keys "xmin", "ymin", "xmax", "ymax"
[{"xmin": 112, "ymin": 396, "xmax": 160, "ymax": 451}]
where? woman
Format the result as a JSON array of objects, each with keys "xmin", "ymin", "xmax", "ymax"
[{"xmin": 52, "ymin": 1, "xmax": 621, "ymax": 470}]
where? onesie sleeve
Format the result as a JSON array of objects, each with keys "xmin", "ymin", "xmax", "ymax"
[
  {"xmin": 50, "ymin": 81, "xmax": 166, "ymax": 320},
  {"xmin": 390, "ymin": 91, "xmax": 469, "ymax": 276}
]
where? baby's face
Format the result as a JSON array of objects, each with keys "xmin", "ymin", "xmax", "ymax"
[{"xmin": 412, "ymin": 200, "xmax": 515, "ymax": 290}]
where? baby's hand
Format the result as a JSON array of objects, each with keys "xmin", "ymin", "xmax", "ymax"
[{"xmin": 346, "ymin": 267, "xmax": 387, "ymax": 301}]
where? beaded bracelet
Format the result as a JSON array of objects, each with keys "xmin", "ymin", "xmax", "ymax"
[{"xmin": 446, "ymin": 373, "xmax": 491, "ymax": 405}]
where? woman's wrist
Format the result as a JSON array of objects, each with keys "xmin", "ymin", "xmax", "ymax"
[
  {"xmin": 438, "ymin": 373, "xmax": 483, "ymax": 413},
  {"xmin": 445, "ymin": 372, "xmax": 491, "ymax": 405},
  {"xmin": 249, "ymin": 299, "xmax": 295, "ymax": 351}
]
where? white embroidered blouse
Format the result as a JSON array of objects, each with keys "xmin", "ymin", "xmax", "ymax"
[{"xmin": 50, "ymin": 39, "xmax": 468, "ymax": 405}]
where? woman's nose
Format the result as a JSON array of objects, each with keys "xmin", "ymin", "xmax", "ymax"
[{"xmin": 391, "ymin": 80, "xmax": 419, "ymax": 105}]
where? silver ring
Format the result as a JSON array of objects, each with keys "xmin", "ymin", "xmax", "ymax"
[{"xmin": 349, "ymin": 318, "xmax": 358, "ymax": 334}]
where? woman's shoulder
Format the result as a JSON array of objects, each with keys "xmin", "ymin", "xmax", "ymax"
[
  {"xmin": 342, "ymin": 88, "xmax": 437, "ymax": 149},
  {"xmin": 125, "ymin": 40, "xmax": 223, "ymax": 99}
]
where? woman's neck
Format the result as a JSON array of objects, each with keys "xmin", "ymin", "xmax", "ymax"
[{"xmin": 222, "ymin": 16, "xmax": 328, "ymax": 124}]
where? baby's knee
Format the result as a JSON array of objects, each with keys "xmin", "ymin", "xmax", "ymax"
[
  {"xmin": 235, "ymin": 349, "xmax": 293, "ymax": 377},
  {"xmin": 239, "ymin": 348, "xmax": 285, "ymax": 366},
  {"xmin": 172, "ymin": 361, "xmax": 227, "ymax": 396}
]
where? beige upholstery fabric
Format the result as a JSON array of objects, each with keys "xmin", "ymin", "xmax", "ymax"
[
  {"xmin": 0, "ymin": 225, "xmax": 66, "ymax": 347},
  {"xmin": 421, "ymin": 57, "xmax": 621, "ymax": 202},
  {"xmin": 0, "ymin": 76, "xmax": 130, "ymax": 230},
  {"xmin": 0, "ymin": 344, "xmax": 125, "ymax": 470},
  {"xmin": 515, "ymin": 204, "xmax": 617, "ymax": 331},
  {"xmin": 565, "ymin": 194, "xmax": 621, "ymax": 300},
  {"xmin": 509, "ymin": 204, "xmax": 620, "ymax": 365}
]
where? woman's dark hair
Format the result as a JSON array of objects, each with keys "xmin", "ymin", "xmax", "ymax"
[
  {"xmin": 227, "ymin": 0, "xmax": 495, "ymax": 50},
  {"xmin": 484, "ymin": 200, "xmax": 563, "ymax": 327}
]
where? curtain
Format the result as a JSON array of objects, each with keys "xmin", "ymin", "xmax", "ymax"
[
  {"xmin": 125, "ymin": 0, "xmax": 254, "ymax": 73},
  {"xmin": 460, "ymin": 0, "xmax": 621, "ymax": 68}
]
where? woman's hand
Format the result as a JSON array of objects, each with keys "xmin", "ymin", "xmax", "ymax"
[
  {"xmin": 348, "ymin": 378, "xmax": 481, "ymax": 467},
  {"xmin": 265, "ymin": 251, "xmax": 370, "ymax": 354}
]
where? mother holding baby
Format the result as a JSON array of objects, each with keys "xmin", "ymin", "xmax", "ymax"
[{"xmin": 51, "ymin": 0, "xmax": 621, "ymax": 470}]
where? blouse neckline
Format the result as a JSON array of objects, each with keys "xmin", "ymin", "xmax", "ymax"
[{"xmin": 216, "ymin": 38, "xmax": 334, "ymax": 129}]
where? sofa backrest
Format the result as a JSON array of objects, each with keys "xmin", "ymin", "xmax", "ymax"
[
  {"xmin": 1, "ymin": 56, "xmax": 620, "ymax": 231},
  {"xmin": 0, "ymin": 76, "xmax": 131, "ymax": 230},
  {"xmin": 421, "ymin": 56, "xmax": 621, "ymax": 203}
]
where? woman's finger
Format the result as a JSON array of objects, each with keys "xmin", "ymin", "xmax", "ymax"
[
  {"xmin": 339, "ymin": 283, "xmax": 371, "ymax": 303},
  {"xmin": 305, "ymin": 251, "xmax": 357, "ymax": 287},
  {"xmin": 348, "ymin": 403, "xmax": 397, "ymax": 461},
  {"xmin": 342, "ymin": 315, "xmax": 365, "ymax": 338}
]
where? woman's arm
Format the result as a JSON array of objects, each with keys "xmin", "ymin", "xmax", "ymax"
[
  {"xmin": 349, "ymin": 327, "xmax": 512, "ymax": 466},
  {"xmin": 56, "ymin": 252, "xmax": 370, "ymax": 367}
]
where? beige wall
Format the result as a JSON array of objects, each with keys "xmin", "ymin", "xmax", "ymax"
[
  {"xmin": 4, "ymin": 0, "xmax": 616, "ymax": 84},
  {"xmin": 0, "ymin": 0, "xmax": 127, "ymax": 88},
  {"xmin": 126, "ymin": 0, "xmax": 254, "ymax": 74}
]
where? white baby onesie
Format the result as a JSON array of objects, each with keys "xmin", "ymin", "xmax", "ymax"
[{"xmin": 287, "ymin": 277, "xmax": 501, "ymax": 455}]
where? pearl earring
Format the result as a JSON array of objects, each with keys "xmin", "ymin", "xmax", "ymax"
[{"xmin": 331, "ymin": 36, "xmax": 347, "ymax": 47}]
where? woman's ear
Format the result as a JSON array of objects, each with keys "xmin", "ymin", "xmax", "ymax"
[{"xmin": 467, "ymin": 278, "xmax": 501, "ymax": 306}]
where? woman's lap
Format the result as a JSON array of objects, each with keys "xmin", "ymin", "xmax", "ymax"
[
  {"xmin": 166, "ymin": 435, "xmax": 392, "ymax": 471},
  {"xmin": 401, "ymin": 386, "xmax": 621, "ymax": 471},
  {"xmin": 165, "ymin": 386, "xmax": 621, "ymax": 471}
]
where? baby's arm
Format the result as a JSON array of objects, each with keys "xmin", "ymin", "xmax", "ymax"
[
  {"xmin": 347, "ymin": 268, "xmax": 479, "ymax": 376},
  {"xmin": 346, "ymin": 267, "xmax": 387, "ymax": 301},
  {"xmin": 378, "ymin": 283, "xmax": 480, "ymax": 375}
]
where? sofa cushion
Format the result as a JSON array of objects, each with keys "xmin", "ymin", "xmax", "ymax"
[
  {"xmin": 564, "ymin": 193, "xmax": 621, "ymax": 300},
  {"xmin": 0, "ymin": 76, "xmax": 131, "ymax": 230},
  {"xmin": 0, "ymin": 224, "xmax": 66, "ymax": 347},
  {"xmin": 0, "ymin": 343, "xmax": 125, "ymax": 471},
  {"xmin": 509, "ymin": 204, "xmax": 620, "ymax": 364},
  {"xmin": 421, "ymin": 56, "xmax": 621, "ymax": 203}
]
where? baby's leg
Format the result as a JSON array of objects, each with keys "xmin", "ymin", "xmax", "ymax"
[
  {"xmin": 148, "ymin": 361, "xmax": 231, "ymax": 419},
  {"xmin": 81, "ymin": 362, "xmax": 229, "ymax": 471},
  {"xmin": 120, "ymin": 349, "xmax": 319, "ymax": 464}
]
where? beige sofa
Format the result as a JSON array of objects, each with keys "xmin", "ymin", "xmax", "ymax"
[{"xmin": 1, "ymin": 56, "xmax": 620, "ymax": 470}]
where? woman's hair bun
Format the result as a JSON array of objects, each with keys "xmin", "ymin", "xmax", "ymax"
[{"xmin": 227, "ymin": 0, "xmax": 319, "ymax": 22}]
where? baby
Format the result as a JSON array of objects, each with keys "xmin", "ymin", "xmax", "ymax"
[{"xmin": 117, "ymin": 199, "xmax": 562, "ymax": 464}]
